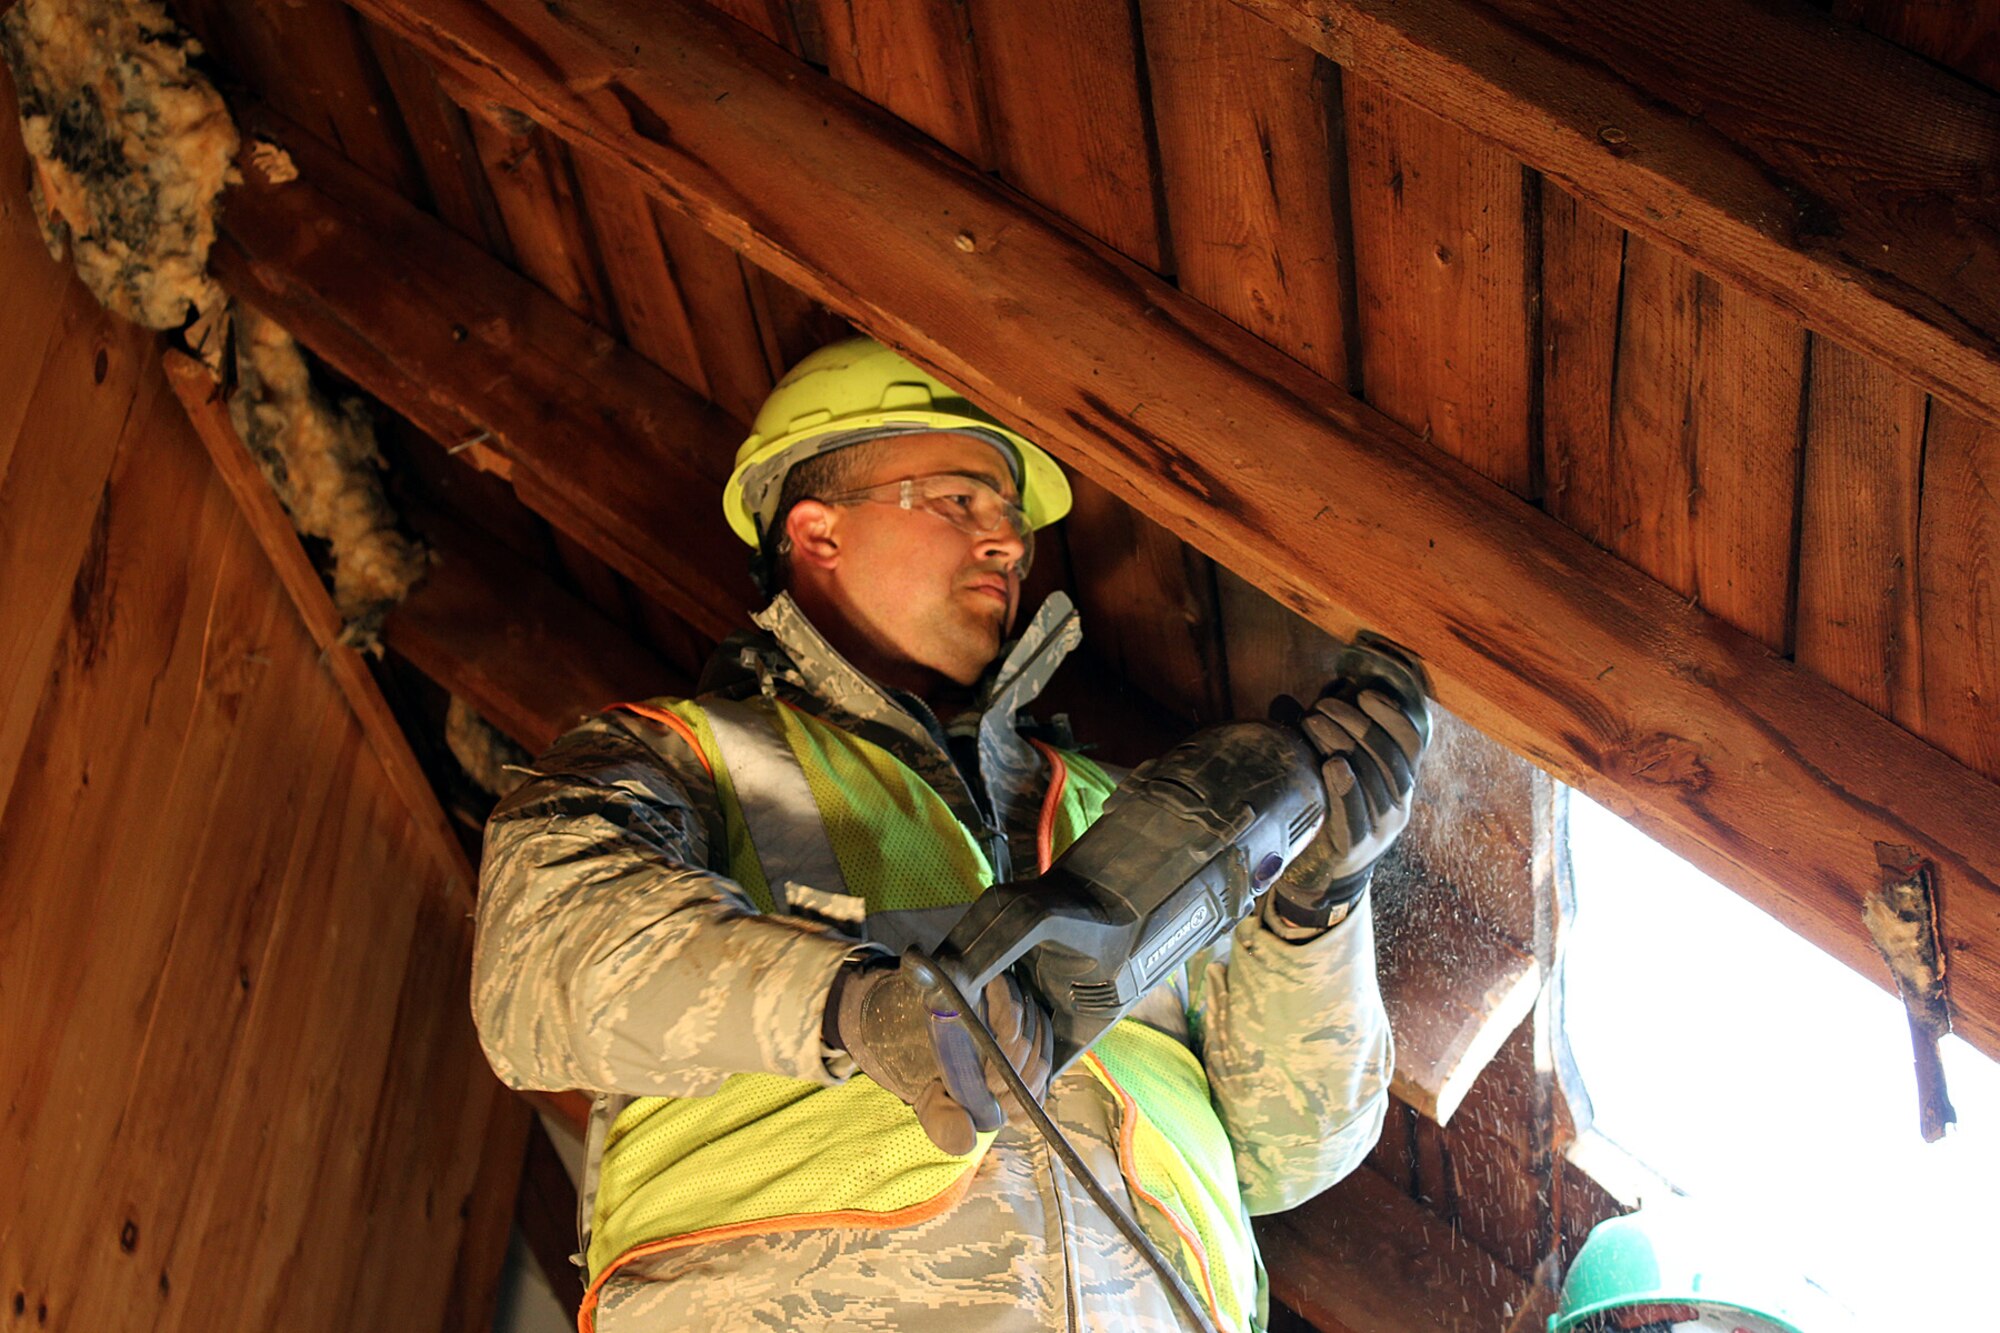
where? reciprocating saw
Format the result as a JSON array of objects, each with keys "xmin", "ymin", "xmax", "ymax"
[
  {"xmin": 898, "ymin": 632, "xmax": 1429, "ymax": 1333},
  {"xmin": 905, "ymin": 631, "xmax": 1430, "ymax": 1127}
]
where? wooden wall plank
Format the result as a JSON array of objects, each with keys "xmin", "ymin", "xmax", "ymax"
[
  {"xmin": 1062, "ymin": 471, "xmax": 1231, "ymax": 724},
  {"xmin": 0, "ymin": 278, "xmax": 153, "ymax": 817},
  {"xmin": 387, "ymin": 509, "xmax": 685, "ymax": 751},
  {"xmin": 1344, "ymin": 80, "xmax": 1535, "ymax": 496},
  {"xmin": 163, "ymin": 354, "xmax": 474, "ymax": 877},
  {"xmin": 1795, "ymin": 341, "xmax": 1927, "ymax": 721},
  {"xmin": 1140, "ymin": 0, "xmax": 1355, "ymax": 387},
  {"xmin": 815, "ymin": 0, "xmax": 993, "ymax": 165},
  {"xmin": 0, "ymin": 327, "xmax": 513, "ymax": 1328},
  {"xmin": 968, "ymin": 0, "xmax": 1167, "ymax": 271},
  {"xmin": 0, "ymin": 61, "xmax": 74, "ymax": 473}
]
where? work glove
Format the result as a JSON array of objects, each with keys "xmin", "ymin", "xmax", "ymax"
[
  {"xmin": 825, "ymin": 956, "xmax": 1054, "ymax": 1154},
  {"xmin": 1269, "ymin": 676, "xmax": 1432, "ymax": 931}
]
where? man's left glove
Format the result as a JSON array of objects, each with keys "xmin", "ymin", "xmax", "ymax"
[
  {"xmin": 825, "ymin": 956, "xmax": 1053, "ymax": 1154},
  {"xmin": 1270, "ymin": 677, "xmax": 1432, "ymax": 931}
]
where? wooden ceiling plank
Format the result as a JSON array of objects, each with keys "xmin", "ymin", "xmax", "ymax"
[
  {"xmin": 1228, "ymin": 0, "xmax": 2000, "ymax": 428},
  {"xmin": 654, "ymin": 205, "xmax": 781, "ymax": 428},
  {"xmin": 1915, "ymin": 407, "xmax": 2000, "ymax": 779},
  {"xmin": 328, "ymin": 0, "xmax": 2000, "ymax": 1061},
  {"xmin": 967, "ymin": 0, "xmax": 1168, "ymax": 272},
  {"xmin": 363, "ymin": 21, "xmax": 519, "ymax": 259},
  {"xmin": 1343, "ymin": 78, "xmax": 1535, "ymax": 497},
  {"xmin": 461, "ymin": 112, "xmax": 620, "ymax": 328},
  {"xmin": 1139, "ymin": 0, "xmax": 1355, "ymax": 388},
  {"xmin": 1795, "ymin": 341, "xmax": 1927, "ymax": 722},
  {"xmin": 815, "ymin": 0, "xmax": 995, "ymax": 167},
  {"xmin": 1540, "ymin": 185, "xmax": 1626, "ymax": 551},
  {"xmin": 1600, "ymin": 238, "xmax": 1807, "ymax": 650},
  {"xmin": 568, "ymin": 151, "xmax": 711, "ymax": 390},
  {"xmin": 211, "ymin": 107, "xmax": 749, "ymax": 641}
]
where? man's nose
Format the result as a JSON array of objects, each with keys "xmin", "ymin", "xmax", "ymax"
[{"xmin": 978, "ymin": 526, "xmax": 1027, "ymax": 571}]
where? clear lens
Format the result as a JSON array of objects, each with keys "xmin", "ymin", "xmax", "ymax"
[{"xmin": 822, "ymin": 473, "xmax": 1034, "ymax": 576}]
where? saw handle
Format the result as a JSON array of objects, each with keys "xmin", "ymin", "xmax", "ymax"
[{"xmin": 900, "ymin": 950, "xmax": 1005, "ymax": 1133}]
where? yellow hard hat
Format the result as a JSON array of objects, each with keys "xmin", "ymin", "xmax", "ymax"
[{"xmin": 723, "ymin": 336, "xmax": 1071, "ymax": 547}]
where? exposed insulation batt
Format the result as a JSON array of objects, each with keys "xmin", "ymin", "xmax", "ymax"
[
  {"xmin": 446, "ymin": 696, "xmax": 530, "ymax": 800},
  {"xmin": 0, "ymin": 0, "xmax": 235, "ymax": 345},
  {"xmin": 230, "ymin": 307, "xmax": 431, "ymax": 642}
]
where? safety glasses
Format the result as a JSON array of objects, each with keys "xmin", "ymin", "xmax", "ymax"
[{"xmin": 819, "ymin": 472, "xmax": 1035, "ymax": 575}]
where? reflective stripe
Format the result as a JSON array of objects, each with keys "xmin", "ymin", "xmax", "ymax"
[{"xmin": 701, "ymin": 698, "xmax": 849, "ymax": 906}]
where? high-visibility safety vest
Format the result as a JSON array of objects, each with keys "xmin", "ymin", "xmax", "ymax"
[{"xmin": 581, "ymin": 696, "xmax": 1260, "ymax": 1333}]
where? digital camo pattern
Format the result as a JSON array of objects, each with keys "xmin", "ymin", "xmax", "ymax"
[{"xmin": 475, "ymin": 592, "xmax": 1392, "ymax": 1331}]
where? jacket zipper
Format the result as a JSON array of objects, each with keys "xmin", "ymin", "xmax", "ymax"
[{"xmin": 1043, "ymin": 1136, "xmax": 1082, "ymax": 1331}]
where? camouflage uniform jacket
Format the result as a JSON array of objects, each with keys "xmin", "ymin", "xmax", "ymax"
[{"xmin": 475, "ymin": 592, "xmax": 1393, "ymax": 1332}]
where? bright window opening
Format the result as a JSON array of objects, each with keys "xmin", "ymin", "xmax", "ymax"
[{"xmin": 1562, "ymin": 793, "xmax": 2000, "ymax": 1330}]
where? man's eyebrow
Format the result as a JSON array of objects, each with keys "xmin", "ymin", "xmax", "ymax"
[{"xmin": 943, "ymin": 468, "xmax": 1017, "ymax": 498}]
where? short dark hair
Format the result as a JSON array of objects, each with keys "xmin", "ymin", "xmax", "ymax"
[{"xmin": 764, "ymin": 440, "xmax": 883, "ymax": 592}]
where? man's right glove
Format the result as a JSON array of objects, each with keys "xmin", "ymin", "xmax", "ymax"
[
  {"xmin": 1270, "ymin": 674, "xmax": 1432, "ymax": 931},
  {"xmin": 824, "ymin": 956, "xmax": 1053, "ymax": 1154}
]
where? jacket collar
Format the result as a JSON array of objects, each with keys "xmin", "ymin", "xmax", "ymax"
[{"xmin": 741, "ymin": 590, "xmax": 1081, "ymax": 739}]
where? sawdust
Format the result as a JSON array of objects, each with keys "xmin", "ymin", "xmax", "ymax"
[
  {"xmin": 446, "ymin": 696, "xmax": 529, "ymax": 800},
  {"xmin": 0, "ymin": 0, "xmax": 236, "ymax": 357},
  {"xmin": 230, "ymin": 307, "xmax": 431, "ymax": 645}
]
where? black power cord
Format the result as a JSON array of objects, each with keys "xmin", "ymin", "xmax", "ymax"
[{"xmin": 911, "ymin": 954, "xmax": 1225, "ymax": 1333}]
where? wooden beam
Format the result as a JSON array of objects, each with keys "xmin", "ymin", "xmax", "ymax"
[
  {"xmin": 335, "ymin": 0, "xmax": 2000, "ymax": 1059},
  {"xmin": 211, "ymin": 106, "xmax": 752, "ymax": 644},
  {"xmin": 1259, "ymin": 1166, "xmax": 1561, "ymax": 1332},
  {"xmin": 386, "ymin": 505, "xmax": 687, "ymax": 752},
  {"xmin": 1228, "ymin": 0, "xmax": 2000, "ymax": 429}
]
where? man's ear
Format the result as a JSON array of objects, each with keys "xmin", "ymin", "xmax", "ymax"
[{"xmin": 785, "ymin": 499, "xmax": 842, "ymax": 571}]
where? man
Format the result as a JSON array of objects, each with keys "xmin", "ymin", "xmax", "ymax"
[{"xmin": 475, "ymin": 337, "xmax": 1418, "ymax": 1331}]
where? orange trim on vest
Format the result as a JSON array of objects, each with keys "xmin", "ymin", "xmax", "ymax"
[
  {"xmin": 1027, "ymin": 738, "xmax": 1067, "ymax": 875},
  {"xmin": 575, "ymin": 1162, "xmax": 981, "ymax": 1333},
  {"xmin": 1084, "ymin": 1052, "xmax": 1226, "ymax": 1332},
  {"xmin": 607, "ymin": 702, "xmax": 712, "ymax": 777}
]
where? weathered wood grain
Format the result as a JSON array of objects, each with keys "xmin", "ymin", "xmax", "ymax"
[
  {"xmin": 364, "ymin": 20, "xmax": 518, "ymax": 257},
  {"xmin": 0, "ymin": 327, "xmax": 514, "ymax": 1329},
  {"xmin": 1603, "ymin": 240, "xmax": 1807, "ymax": 649},
  {"xmin": 1795, "ymin": 340, "xmax": 1927, "ymax": 721},
  {"xmin": 175, "ymin": 0, "xmax": 426, "ymax": 205},
  {"xmin": 570, "ymin": 151, "xmax": 710, "ymax": 388},
  {"xmin": 1139, "ymin": 0, "xmax": 1355, "ymax": 386},
  {"xmin": 163, "ymin": 351, "xmax": 473, "ymax": 886},
  {"xmin": 1228, "ymin": 0, "xmax": 2000, "ymax": 428},
  {"xmin": 1839, "ymin": 1, "xmax": 2000, "ymax": 90},
  {"xmin": 1539, "ymin": 184, "xmax": 1625, "ymax": 546},
  {"xmin": 1915, "ymin": 407, "xmax": 2000, "ymax": 778},
  {"xmin": 331, "ymin": 0, "xmax": 2000, "ymax": 1062},
  {"xmin": 968, "ymin": 0, "xmax": 1167, "ymax": 271},
  {"xmin": 1344, "ymin": 78, "xmax": 1536, "ymax": 496},
  {"xmin": 463, "ymin": 111, "xmax": 619, "ymax": 327},
  {"xmin": 816, "ymin": 0, "xmax": 992, "ymax": 166},
  {"xmin": 212, "ymin": 107, "xmax": 750, "ymax": 641},
  {"xmin": 0, "ymin": 275, "xmax": 154, "ymax": 817}
]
